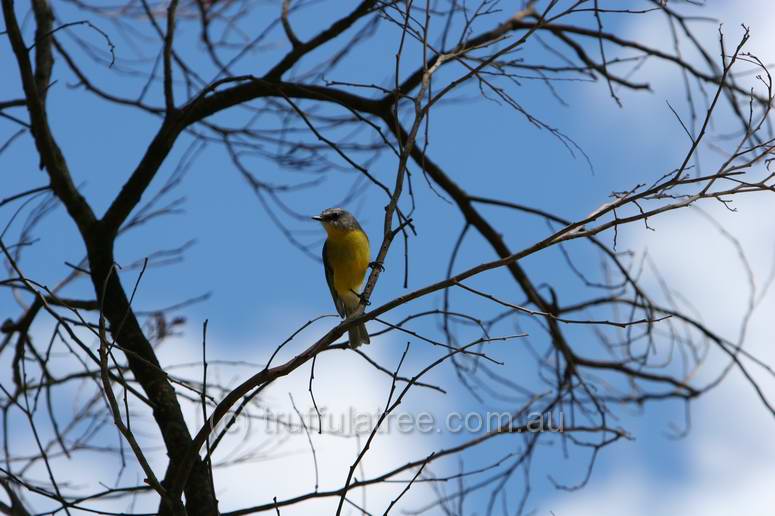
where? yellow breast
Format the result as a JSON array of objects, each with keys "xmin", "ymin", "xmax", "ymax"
[{"xmin": 325, "ymin": 228, "xmax": 371, "ymax": 297}]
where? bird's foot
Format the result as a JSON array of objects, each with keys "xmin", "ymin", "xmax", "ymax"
[
  {"xmin": 350, "ymin": 289, "xmax": 371, "ymax": 306},
  {"xmin": 368, "ymin": 261, "xmax": 385, "ymax": 272}
]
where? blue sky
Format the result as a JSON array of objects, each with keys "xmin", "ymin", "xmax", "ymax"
[{"xmin": 2, "ymin": 1, "xmax": 774, "ymax": 514}]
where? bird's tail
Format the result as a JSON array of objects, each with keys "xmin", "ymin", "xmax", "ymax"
[{"xmin": 348, "ymin": 323, "xmax": 370, "ymax": 348}]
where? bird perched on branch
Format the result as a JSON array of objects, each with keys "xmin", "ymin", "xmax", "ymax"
[{"xmin": 313, "ymin": 208, "xmax": 371, "ymax": 347}]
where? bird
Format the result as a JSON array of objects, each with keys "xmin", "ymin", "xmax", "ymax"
[{"xmin": 313, "ymin": 207, "xmax": 371, "ymax": 348}]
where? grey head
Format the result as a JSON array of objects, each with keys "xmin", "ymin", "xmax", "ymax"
[{"xmin": 312, "ymin": 207, "xmax": 362, "ymax": 231}]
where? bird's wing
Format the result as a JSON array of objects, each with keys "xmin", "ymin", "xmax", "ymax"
[{"xmin": 322, "ymin": 240, "xmax": 346, "ymax": 318}]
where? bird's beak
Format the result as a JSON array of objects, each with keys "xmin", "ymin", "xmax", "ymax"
[{"xmin": 311, "ymin": 215, "xmax": 322, "ymax": 221}]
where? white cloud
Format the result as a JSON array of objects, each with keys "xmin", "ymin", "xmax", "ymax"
[
  {"xmin": 135, "ymin": 328, "xmax": 443, "ymax": 514},
  {"xmin": 551, "ymin": 190, "xmax": 775, "ymax": 515}
]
